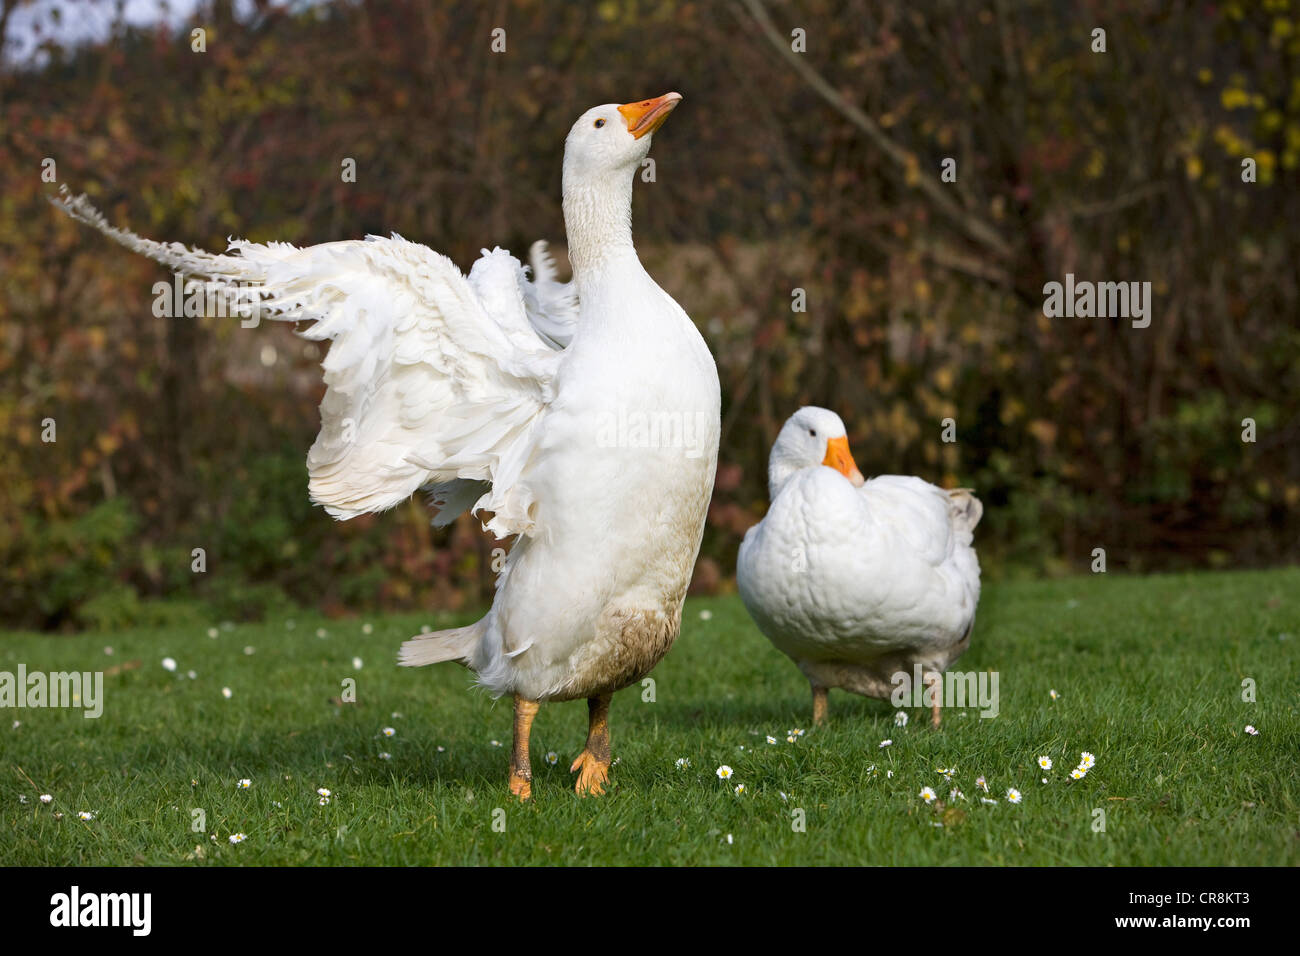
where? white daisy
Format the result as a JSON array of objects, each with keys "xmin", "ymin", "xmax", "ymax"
[
  {"xmin": 1070, "ymin": 768, "xmax": 1086, "ymax": 780},
  {"xmin": 1006, "ymin": 788, "xmax": 1022, "ymax": 804},
  {"xmin": 229, "ymin": 833, "xmax": 246, "ymax": 844},
  {"xmin": 207, "ymin": 627, "xmax": 219, "ymax": 638},
  {"xmin": 1049, "ymin": 689, "xmax": 1059, "ymax": 700},
  {"xmin": 976, "ymin": 776, "xmax": 989, "ymax": 792},
  {"xmin": 40, "ymin": 794, "xmax": 52, "ymax": 804},
  {"xmin": 734, "ymin": 784, "xmax": 746, "ymax": 795},
  {"xmin": 317, "ymin": 787, "xmax": 331, "ymax": 797},
  {"xmin": 716, "ymin": 765, "xmax": 733, "ymax": 780},
  {"xmin": 382, "ymin": 727, "xmax": 396, "ymax": 738},
  {"xmin": 378, "ymin": 752, "xmax": 392, "ymax": 761},
  {"xmin": 236, "ymin": 779, "xmax": 251, "ymax": 790},
  {"xmin": 894, "ymin": 711, "xmax": 909, "ymax": 727},
  {"xmin": 1245, "ymin": 725, "xmax": 1259, "ymax": 736},
  {"xmin": 919, "ymin": 786, "xmax": 937, "ymax": 803},
  {"xmin": 1079, "ymin": 751, "xmax": 1096, "ymax": 769},
  {"xmin": 352, "ymin": 657, "xmax": 363, "ymax": 671},
  {"xmin": 78, "ymin": 811, "xmax": 95, "ymax": 821},
  {"xmin": 766, "ymin": 735, "xmax": 777, "ymax": 745},
  {"xmin": 362, "ymin": 622, "xmax": 373, "ymax": 635},
  {"xmin": 1038, "ymin": 756, "xmax": 1053, "ymax": 770},
  {"xmin": 161, "ymin": 657, "xmax": 177, "ymax": 672},
  {"xmin": 674, "ymin": 757, "xmax": 690, "ymax": 769},
  {"xmin": 221, "ymin": 687, "xmax": 232, "ymax": 699},
  {"xmin": 879, "ymin": 739, "xmax": 893, "ymax": 748},
  {"xmin": 699, "ymin": 609, "xmax": 713, "ymax": 621}
]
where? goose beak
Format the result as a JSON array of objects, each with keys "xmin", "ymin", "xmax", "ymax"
[
  {"xmin": 618, "ymin": 92, "xmax": 682, "ymax": 140},
  {"xmin": 823, "ymin": 436, "xmax": 866, "ymax": 487}
]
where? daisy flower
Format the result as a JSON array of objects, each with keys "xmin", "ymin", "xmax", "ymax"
[
  {"xmin": 546, "ymin": 752, "xmax": 558, "ymax": 766},
  {"xmin": 919, "ymin": 786, "xmax": 937, "ymax": 803},
  {"xmin": 949, "ymin": 788, "xmax": 965, "ymax": 802},
  {"xmin": 975, "ymin": 776, "xmax": 989, "ymax": 792},
  {"xmin": 78, "ymin": 811, "xmax": 95, "ymax": 821},
  {"xmin": 318, "ymin": 797, "xmax": 330, "ymax": 806},
  {"xmin": 1070, "ymin": 768, "xmax": 1086, "ymax": 780},
  {"xmin": 207, "ymin": 627, "xmax": 219, "ymax": 638},
  {"xmin": 734, "ymin": 784, "xmax": 746, "ymax": 796},
  {"xmin": 352, "ymin": 658, "xmax": 363, "ymax": 671},
  {"xmin": 937, "ymin": 767, "xmax": 956, "ymax": 780},
  {"xmin": 162, "ymin": 657, "xmax": 177, "ymax": 672},
  {"xmin": 1049, "ymin": 689, "xmax": 1060, "ymax": 700},
  {"xmin": 980, "ymin": 797, "xmax": 998, "ymax": 805},
  {"xmin": 766, "ymin": 735, "xmax": 777, "ymax": 745},
  {"xmin": 236, "ymin": 779, "xmax": 251, "ymax": 790},
  {"xmin": 675, "ymin": 757, "xmax": 690, "ymax": 769},
  {"xmin": 221, "ymin": 687, "xmax": 232, "ymax": 699},
  {"xmin": 1006, "ymin": 788, "xmax": 1022, "ymax": 804},
  {"xmin": 786, "ymin": 735, "xmax": 797, "ymax": 743},
  {"xmin": 378, "ymin": 752, "xmax": 392, "ymax": 761},
  {"xmin": 1079, "ymin": 751, "xmax": 1096, "ymax": 769},
  {"xmin": 716, "ymin": 765, "xmax": 733, "ymax": 780},
  {"xmin": 1038, "ymin": 756, "xmax": 1052, "ymax": 770},
  {"xmin": 229, "ymin": 833, "xmax": 246, "ymax": 844},
  {"xmin": 317, "ymin": 787, "xmax": 331, "ymax": 798},
  {"xmin": 1244, "ymin": 726, "xmax": 1259, "ymax": 736},
  {"xmin": 40, "ymin": 794, "xmax": 52, "ymax": 804},
  {"xmin": 362, "ymin": 622, "xmax": 373, "ymax": 635},
  {"xmin": 382, "ymin": 727, "xmax": 396, "ymax": 738},
  {"xmin": 879, "ymin": 739, "xmax": 893, "ymax": 748},
  {"xmin": 894, "ymin": 711, "xmax": 909, "ymax": 727},
  {"xmin": 699, "ymin": 609, "xmax": 713, "ymax": 621}
]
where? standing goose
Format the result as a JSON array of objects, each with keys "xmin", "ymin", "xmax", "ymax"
[
  {"xmin": 736, "ymin": 407, "xmax": 981, "ymax": 727},
  {"xmin": 55, "ymin": 92, "xmax": 720, "ymax": 799}
]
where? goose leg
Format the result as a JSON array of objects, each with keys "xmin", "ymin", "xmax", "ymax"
[
  {"xmin": 509, "ymin": 695, "xmax": 540, "ymax": 801},
  {"xmin": 570, "ymin": 693, "xmax": 612, "ymax": 797},
  {"xmin": 811, "ymin": 683, "xmax": 829, "ymax": 725},
  {"xmin": 923, "ymin": 671, "xmax": 942, "ymax": 728}
]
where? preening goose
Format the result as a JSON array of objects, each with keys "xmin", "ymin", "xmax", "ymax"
[
  {"xmin": 56, "ymin": 92, "xmax": 721, "ymax": 799},
  {"xmin": 736, "ymin": 407, "xmax": 981, "ymax": 727}
]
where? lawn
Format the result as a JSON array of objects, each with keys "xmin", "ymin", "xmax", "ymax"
[{"xmin": 2, "ymin": 568, "xmax": 1297, "ymax": 866}]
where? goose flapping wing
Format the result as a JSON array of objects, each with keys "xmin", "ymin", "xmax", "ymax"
[{"xmin": 53, "ymin": 189, "xmax": 567, "ymax": 538}]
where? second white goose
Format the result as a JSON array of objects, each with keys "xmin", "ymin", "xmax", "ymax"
[{"xmin": 737, "ymin": 407, "xmax": 982, "ymax": 727}]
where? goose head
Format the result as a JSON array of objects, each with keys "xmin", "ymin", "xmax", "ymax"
[
  {"xmin": 561, "ymin": 92, "xmax": 681, "ymax": 276},
  {"xmin": 768, "ymin": 406, "xmax": 866, "ymax": 499}
]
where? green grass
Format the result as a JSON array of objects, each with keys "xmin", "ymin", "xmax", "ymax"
[{"xmin": 2, "ymin": 568, "xmax": 1297, "ymax": 865}]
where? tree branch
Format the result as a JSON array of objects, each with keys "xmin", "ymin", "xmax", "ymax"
[{"xmin": 736, "ymin": 0, "xmax": 1014, "ymax": 261}]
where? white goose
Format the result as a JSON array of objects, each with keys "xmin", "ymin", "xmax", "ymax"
[
  {"xmin": 737, "ymin": 407, "xmax": 981, "ymax": 727},
  {"xmin": 56, "ymin": 92, "xmax": 721, "ymax": 799}
]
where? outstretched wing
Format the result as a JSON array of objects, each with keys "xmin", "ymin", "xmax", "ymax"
[{"xmin": 53, "ymin": 188, "xmax": 561, "ymax": 537}]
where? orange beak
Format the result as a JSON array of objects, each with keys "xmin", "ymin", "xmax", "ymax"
[
  {"xmin": 823, "ymin": 436, "xmax": 866, "ymax": 487},
  {"xmin": 618, "ymin": 92, "xmax": 682, "ymax": 140}
]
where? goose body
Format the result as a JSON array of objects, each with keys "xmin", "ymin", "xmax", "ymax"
[
  {"xmin": 737, "ymin": 407, "xmax": 981, "ymax": 724},
  {"xmin": 56, "ymin": 92, "xmax": 719, "ymax": 797}
]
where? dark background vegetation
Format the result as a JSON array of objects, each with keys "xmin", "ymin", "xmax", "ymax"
[{"xmin": 3, "ymin": 0, "xmax": 1297, "ymax": 631}]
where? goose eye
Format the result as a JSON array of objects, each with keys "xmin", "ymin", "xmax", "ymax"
[
  {"xmin": 808, "ymin": 428, "xmax": 817, "ymax": 437},
  {"xmin": 594, "ymin": 118, "xmax": 606, "ymax": 128}
]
